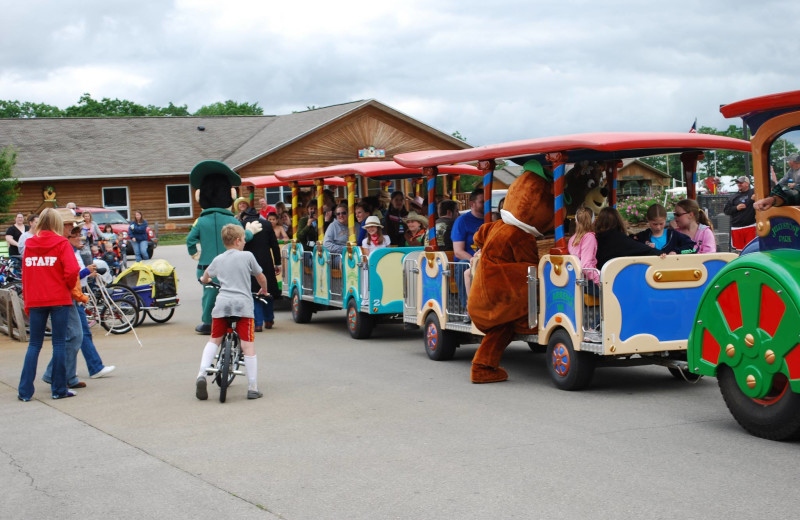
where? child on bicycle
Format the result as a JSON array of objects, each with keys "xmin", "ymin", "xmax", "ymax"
[{"xmin": 196, "ymin": 224, "xmax": 268, "ymax": 401}]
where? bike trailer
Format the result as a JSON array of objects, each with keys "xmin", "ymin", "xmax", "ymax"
[{"xmin": 114, "ymin": 259, "xmax": 179, "ymax": 308}]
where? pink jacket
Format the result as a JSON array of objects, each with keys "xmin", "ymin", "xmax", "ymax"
[
  {"xmin": 568, "ymin": 232, "xmax": 600, "ymax": 283},
  {"xmin": 690, "ymin": 224, "xmax": 716, "ymax": 253}
]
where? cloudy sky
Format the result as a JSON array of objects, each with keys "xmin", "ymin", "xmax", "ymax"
[{"xmin": 1, "ymin": 0, "xmax": 797, "ymax": 146}]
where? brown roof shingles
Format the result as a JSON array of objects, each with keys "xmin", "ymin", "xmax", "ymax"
[{"xmin": 0, "ymin": 100, "xmax": 369, "ymax": 180}]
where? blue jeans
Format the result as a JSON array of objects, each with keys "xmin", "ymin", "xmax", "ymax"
[
  {"xmin": 77, "ymin": 301, "xmax": 105, "ymax": 375},
  {"xmin": 132, "ymin": 240, "xmax": 149, "ymax": 262},
  {"xmin": 253, "ymin": 295, "xmax": 274, "ymax": 326},
  {"xmin": 455, "ymin": 260, "xmax": 470, "ymax": 312},
  {"xmin": 43, "ymin": 302, "xmax": 84, "ymax": 386},
  {"xmin": 18, "ymin": 305, "xmax": 71, "ymax": 399}
]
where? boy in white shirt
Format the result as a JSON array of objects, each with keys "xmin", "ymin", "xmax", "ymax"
[{"xmin": 196, "ymin": 224, "xmax": 268, "ymax": 400}]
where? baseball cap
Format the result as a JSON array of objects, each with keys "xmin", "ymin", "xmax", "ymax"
[
  {"xmin": 734, "ymin": 176, "xmax": 749, "ymax": 184},
  {"xmin": 787, "ymin": 153, "xmax": 800, "ymax": 163}
]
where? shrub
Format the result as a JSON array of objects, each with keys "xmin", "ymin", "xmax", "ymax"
[{"xmin": 617, "ymin": 191, "xmax": 683, "ymax": 224}]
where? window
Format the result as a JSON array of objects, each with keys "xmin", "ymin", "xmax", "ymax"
[
  {"xmin": 103, "ymin": 187, "xmax": 129, "ymax": 219},
  {"xmin": 166, "ymin": 184, "xmax": 193, "ymax": 218},
  {"xmin": 621, "ymin": 181, "xmax": 640, "ymax": 196},
  {"xmin": 265, "ymin": 186, "xmax": 290, "ymax": 206}
]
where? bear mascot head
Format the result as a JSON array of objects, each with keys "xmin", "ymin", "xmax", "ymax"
[
  {"xmin": 564, "ymin": 160, "xmax": 608, "ymax": 217},
  {"xmin": 500, "ymin": 159, "xmax": 555, "ymax": 237}
]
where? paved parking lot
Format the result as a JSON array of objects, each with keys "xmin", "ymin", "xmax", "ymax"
[{"xmin": 1, "ymin": 245, "xmax": 798, "ymax": 519}]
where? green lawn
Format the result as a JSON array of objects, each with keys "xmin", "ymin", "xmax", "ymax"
[{"xmin": 157, "ymin": 233, "xmax": 188, "ymax": 246}]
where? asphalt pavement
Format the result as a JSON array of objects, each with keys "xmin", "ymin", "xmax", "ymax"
[{"xmin": 1, "ymin": 245, "xmax": 798, "ymax": 520}]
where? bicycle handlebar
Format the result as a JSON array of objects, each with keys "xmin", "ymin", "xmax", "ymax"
[{"xmin": 198, "ymin": 279, "xmax": 273, "ymax": 305}]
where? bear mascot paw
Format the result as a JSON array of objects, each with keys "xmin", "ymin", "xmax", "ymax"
[{"xmin": 468, "ymin": 160, "xmax": 554, "ymax": 383}]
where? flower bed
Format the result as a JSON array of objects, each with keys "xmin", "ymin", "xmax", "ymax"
[{"xmin": 617, "ymin": 191, "xmax": 684, "ymax": 224}]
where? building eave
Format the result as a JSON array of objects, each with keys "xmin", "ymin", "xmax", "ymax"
[{"xmin": 18, "ymin": 172, "xmax": 189, "ymax": 182}]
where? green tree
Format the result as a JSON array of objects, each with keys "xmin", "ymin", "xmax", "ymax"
[
  {"xmin": 0, "ymin": 100, "xmax": 64, "ymax": 118},
  {"xmin": 146, "ymin": 102, "xmax": 190, "ymax": 117},
  {"xmin": 0, "ymin": 147, "xmax": 21, "ymax": 213},
  {"xmin": 64, "ymin": 93, "xmax": 149, "ymax": 117},
  {"xmin": 767, "ymin": 133, "xmax": 800, "ymax": 181},
  {"xmin": 639, "ymin": 124, "xmax": 751, "ymax": 183},
  {"xmin": 451, "ymin": 130, "xmax": 467, "ymax": 142},
  {"xmin": 193, "ymin": 100, "xmax": 263, "ymax": 116},
  {"xmin": 696, "ymin": 125, "xmax": 749, "ymax": 179}
]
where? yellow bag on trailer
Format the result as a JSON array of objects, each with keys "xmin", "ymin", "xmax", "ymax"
[{"xmin": 113, "ymin": 259, "xmax": 178, "ymax": 308}]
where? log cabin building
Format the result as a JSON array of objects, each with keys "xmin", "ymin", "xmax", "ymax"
[
  {"xmin": 617, "ymin": 158, "xmax": 671, "ymax": 196},
  {"xmin": 0, "ymin": 100, "xmax": 470, "ymax": 231}
]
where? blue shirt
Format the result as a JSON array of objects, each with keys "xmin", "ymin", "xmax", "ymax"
[
  {"xmin": 651, "ymin": 232, "xmax": 667, "ymax": 250},
  {"xmin": 451, "ymin": 212, "xmax": 484, "ymax": 258}
]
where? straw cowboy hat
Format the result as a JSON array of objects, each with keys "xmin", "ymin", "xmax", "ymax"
[
  {"xmin": 54, "ymin": 208, "xmax": 83, "ymax": 228},
  {"xmin": 233, "ymin": 196, "xmax": 250, "ymax": 210},
  {"xmin": 362, "ymin": 215, "xmax": 383, "ymax": 228},
  {"xmin": 403, "ymin": 211, "xmax": 428, "ymax": 227}
]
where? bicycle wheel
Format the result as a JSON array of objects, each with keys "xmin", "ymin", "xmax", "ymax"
[
  {"xmin": 219, "ymin": 335, "xmax": 232, "ymax": 403},
  {"xmin": 100, "ymin": 285, "xmax": 140, "ymax": 334},
  {"xmin": 146, "ymin": 307, "xmax": 175, "ymax": 323},
  {"xmin": 84, "ymin": 288, "xmax": 100, "ymax": 328}
]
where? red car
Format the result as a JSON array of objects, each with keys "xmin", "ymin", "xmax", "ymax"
[{"xmin": 76, "ymin": 207, "xmax": 157, "ymax": 258}]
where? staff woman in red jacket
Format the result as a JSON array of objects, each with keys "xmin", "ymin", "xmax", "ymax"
[{"xmin": 18, "ymin": 208, "xmax": 81, "ymax": 401}]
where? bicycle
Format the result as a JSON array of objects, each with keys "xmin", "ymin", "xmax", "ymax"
[
  {"xmin": 201, "ymin": 281, "xmax": 271, "ymax": 403},
  {"xmin": 84, "ymin": 270, "xmax": 140, "ymax": 334},
  {"xmin": 0, "ymin": 256, "xmax": 22, "ymax": 294}
]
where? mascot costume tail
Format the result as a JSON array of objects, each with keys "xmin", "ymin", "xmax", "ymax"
[
  {"xmin": 468, "ymin": 160, "xmax": 554, "ymax": 383},
  {"xmin": 186, "ymin": 160, "xmax": 261, "ymax": 334}
]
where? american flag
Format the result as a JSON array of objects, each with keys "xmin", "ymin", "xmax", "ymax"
[{"xmin": 689, "ymin": 119, "xmax": 697, "ymax": 133}]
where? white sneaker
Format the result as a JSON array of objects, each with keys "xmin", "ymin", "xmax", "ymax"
[{"xmin": 90, "ymin": 366, "xmax": 116, "ymax": 379}]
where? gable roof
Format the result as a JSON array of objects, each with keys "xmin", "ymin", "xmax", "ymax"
[
  {"xmin": 0, "ymin": 99, "xmax": 468, "ymax": 182},
  {"xmin": 620, "ymin": 158, "xmax": 670, "ymax": 178}
]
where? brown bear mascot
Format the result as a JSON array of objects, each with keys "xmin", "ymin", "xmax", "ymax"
[{"xmin": 468, "ymin": 160, "xmax": 554, "ymax": 383}]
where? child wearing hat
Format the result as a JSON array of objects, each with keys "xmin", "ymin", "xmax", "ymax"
[
  {"xmin": 403, "ymin": 211, "xmax": 428, "ymax": 247},
  {"xmin": 361, "ymin": 216, "xmax": 390, "ymax": 253}
]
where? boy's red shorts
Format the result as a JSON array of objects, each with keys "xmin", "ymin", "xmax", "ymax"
[{"xmin": 211, "ymin": 317, "xmax": 254, "ymax": 342}]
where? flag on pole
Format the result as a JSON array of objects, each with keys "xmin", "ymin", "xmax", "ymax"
[{"xmin": 689, "ymin": 119, "xmax": 697, "ymax": 133}]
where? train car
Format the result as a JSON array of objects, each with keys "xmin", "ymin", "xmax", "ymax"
[
  {"xmin": 273, "ymin": 161, "xmax": 480, "ymax": 339},
  {"xmin": 239, "ymin": 174, "xmax": 348, "ymax": 292},
  {"xmin": 687, "ymin": 90, "xmax": 800, "ymax": 440},
  {"xmin": 395, "ymin": 132, "xmax": 751, "ymax": 390}
]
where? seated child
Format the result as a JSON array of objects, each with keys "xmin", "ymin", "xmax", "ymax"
[
  {"xmin": 361, "ymin": 216, "xmax": 390, "ymax": 253},
  {"xmin": 93, "ymin": 240, "xmax": 121, "ymax": 275},
  {"xmin": 568, "ymin": 206, "xmax": 600, "ymax": 292},
  {"xmin": 595, "ymin": 207, "xmax": 665, "ymax": 269},
  {"xmin": 196, "ymin": 224, "xmax": 269, "ymax": 401},
  {"xmin": 268, "ymin": 212, "xmax": 289, "ymax": 241},
  {"xmin": 632, "ymin": 203, "xmax": 695, "ymax": 254},
  {"xmin": 100, "ymin": 224, "xmax": 118, "ymax": 251},
  {"xmin": 403, "ymin": 211, "xmax": 427, "ymax": 247}
]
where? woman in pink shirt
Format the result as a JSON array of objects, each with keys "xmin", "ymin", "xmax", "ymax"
[
  {"xmin": 568, "ymin": 206, "xmax": 600, "ymax": 291},
  {"xmin": 674, "ymin": 199, "xmax": 716, "ymax": 253}
]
